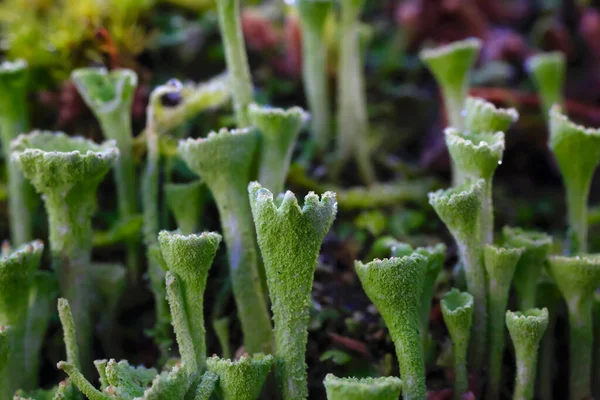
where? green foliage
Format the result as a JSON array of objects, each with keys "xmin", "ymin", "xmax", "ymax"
[
  {"xmin": 355, "ymin": 254, "xmax": 427, "ymax": 400},
  {"xmin": 440, "ymin": 289, "xmax": 473, "ymax": 400},
  {"xmin": 323, "ymin": 374, "xmax": 403, "ymax": 400},
  {"xmin": 206, "ymin": 354, "xmax": 274, "ymax": 400},
  {"xmin": 506, "ymin": 308, "xmax": 549, "ymax": 400},
  {"xmin": 179, "ymin": 128, "xmax": 273, "ymax": 355},
  {"xmin": 249, "ymin": 182, "xmax": 337, "ymax": 400}
]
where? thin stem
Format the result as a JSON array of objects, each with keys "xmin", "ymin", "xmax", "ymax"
[
  {"xmin": 457, "ymin": 236, "xmax": 487, "ymax": 371},
  {"xmin": 565, "ymin": 181, "xmax": 589, "ymax": 254},
  {"xmin": 215, "ymin": 185, "xmax": 273, "ymax": 354},
  {"xmin": 487, "ymin": 288, "xmax": 508, "ymax": 400},
  {"xmin": 513, "ymin": 357, "xmax": 537, "ymax": 400},
  {"xmin": 538, "ymin": 311, "xmax": 556, "ymax": 400},
  {"xmin": 453, "ymin": 342, "xmax": 468, "ymax": 400},
  {"xmin": 216, "ymin": 0, "xmax": 254, "ymax": 127},
  {"xmin": 336, "ymin": 0, "xmax": 375, "ymax": 184},
  {"xmin": 97, "ymin": 111, "xmax": 140, "ymax": 283},
  {"xmin": 0, "ymin": 95, "xmax": 34, "ymax": 245},
  {"xmin": 567, "ymin": 302, "xmax": 594, "ymax": 400},
  {"xmin": 298, "ymin": 0, "xmax": 331, "ymax": 153},
  {"xmin": 481, "ymin": 178, "xmax": 494, "ymax": 245}
]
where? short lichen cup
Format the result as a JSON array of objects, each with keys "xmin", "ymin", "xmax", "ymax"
[
  {"xmin": 502, "ymin": 227, "xmax": 553, "ymax": 311},
  {"xmin": 11, "ymin": 130, "xmax": 118, "ymax": 368},
  {"xmin": 429, "ymin": 179, "xmax": 487, "ymax": 369},
  {"xmin": 526, "ymin": 52, "xmax": 565, "ymax": 118},
  {"xmin": 323, "ymin": 374, "xmax": 403, "ymax": 400},
  {"xmin": 440, "ymin": 288, "xmax": 473, "ymax": 400},
  {"xmin": 547, "ymin": 255, "xmax": 600, "ymax": 400},
  {"xmin": 206, "ymin": 354, "xmax": 274, "ymax": 400},
  {"xmin": 0, "ymin": 240, "xmax": 44, "ymax": 397},
  {"xmin": 249, "ymin": 182, "xmax": 337, "ymax": 400},
  {"xmin": 506, "ymin": 308, "xmax": 549, "ymax": 400},
  {"xmin": 159, "ymin": 231, "xmax": 221, "ymax": 372},
  {"xmin": 248, "ymin": 103, "xmax": 308, "ymax": 195},
  {"xmin": 463, "ymin": 96, "xmax": 519, "ymax": 134},
  {"xmin": 445, "ymin": 129, "xmax": 505, "ymax": 243},
  {"xmin": 179, "ymin": 128, "xmax": 273, "ymax": 355},
  {"xmin": 548, "ymin": 105, "xmax": 600, "ymax": 254},
  {"xmin": 483, "ymin": 245, "xmax": 523, "ymax": 400},
  {"xmin": 355, "ymin": 254, "xmax": 427, "ymax": 400}
]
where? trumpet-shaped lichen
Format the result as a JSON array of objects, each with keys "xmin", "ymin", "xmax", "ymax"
[
  {"xmin": 526, "ymin": 52, "xmax": 565, "ymax": 118},
  {"xmin": 179, "ymin": 129, "xmax": 273, "ymax": 354},
  {"xmin": 506, "ymin": 308, "xmax": 549, "ymax": 400},
  {"xmin": 323, "ymin": 374, "xmax": 403, "ymax": 400},
  {"xmin": 164, "ymin": 180, "xmax": 207, "ymax": 235},
  {"xmin": 463, "ymin": 96, "xmax": 519, "ymax": 134},
  {"xmin": 249, "ymin": 182, "xmax": 337, "ymax": 399},
  {"xmin": 71, "ymin": 67, "xmax": 140, "ymax": 282},
  {"xmin": 248, "ymin": 103, "xmax": 308, "ymax": 195},
  {"xmin": 483, "ymin": 245, "xmax": 523, "ymax": 400},
  {"xmin": 429, "ymin": 179, "xmax": 487, "ymax": 370},
  {"xmin": 12, "ymin": 130, "xmax": 118, "ymax": 370},
  {"xmin": 206, "ymin": 354, "xmax": 274, "ymax": 400},
  {"xmin": 548, "ymin": 105, "xmax": 600, "ymax": 254},
  {"xmin": 355, "ymin": 254, "xmax": 427, "ymax": 400},
  {"xmin": 440, "ymin": 288, "xmax": 473, "ymax": 400},
  {"xmin": 547, "ymin": 255, "xmax": 600, "ymax": 400}
]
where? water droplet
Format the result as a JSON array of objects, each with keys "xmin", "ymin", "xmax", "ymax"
[{"xmin": 498, "ymin": 160, "xmax": 503, "ymax": 165}]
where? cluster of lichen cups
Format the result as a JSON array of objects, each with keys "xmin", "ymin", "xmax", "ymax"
[{"xmin": 1, "ymin": 6, "xmax": 599, "ymax": 400}]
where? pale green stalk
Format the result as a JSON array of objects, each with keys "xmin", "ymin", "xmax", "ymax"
[
  {"xmin": 336, "ymin": 0, "xmax": 375, "ymax": 184},
  {"xmin": 164, "ymin": 180, "xmax": 206, "ymax": 234},
  {"xmin": 71, "ymin": 68, "xmax": 140, "ymax": 283},
  {"xmin": 506, "ymin": 308, "xmax": 549, "ymax": 400},
  {"xmin": 249, "ymin": 183, "xmax": 337, "ymax": 399},
  {"xmin": 0, "ymin": 60, "xmax": 35, "ymax": 245},
  {"xmin": 297, "ymin": 0, "xmax": 332, "ymax": 153},
  {"xmin": 440, "ymin": 289, "xmax": 474, "ymax": 400},
  {"xmin": 215, "ymin": 0, "xmax": 253, "ymax": 127}
]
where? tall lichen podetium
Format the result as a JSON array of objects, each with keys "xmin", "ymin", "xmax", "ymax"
[
  {"xmin": 0, "ymin": 240, "xmax": 44, "ymax": 398},
  {"xmin": 483, "ymin": 245, "xmax": 523, "ymax": 400},
  {"xmin": 355, "ymin": 254, "xmax": 428, "ymax": 400},
  {"xmin": 180, "ymin": 130, "xmax": 273, "ymax": 355},
  {"xmin": 158, "ymin": 230, "xmax": 221, "ymax": 372},
  {"xmin": 336, "ymin": 0, "xmax": 375, "ymax": 184},
  {"xmin": 440, "ymin": 288, "xmax": 474, "ymax": 400},
  {"xmin": 428, "ymin": 179, "xmax": 487, "ymax": 370},
  {"xmin": 296, "ymin": 0, "xmax": 333, "ymax": 153},
  {"xmin": 249, "ymin": 182, "xmax": 336, "ymax": 399},
  {"xmin": 419, "ymin": 39, "xmax": 482, "ymax": 186},
  {"xmin": 206, "ymin": 354, "xmax": 274, "ymax": 400},
  {"xmin": 215, "ymin": 0, "xmax": 253, "ymax": 127},
  {"xmin": 547, "ymin": 255, "xmax": 600, "ymax": 400},
  {"xmin": 71, "ymin": 67, "xmax": 141, "ymax": 283},
  {"xmin": 248, "ymin": 103, "xmax": 309, "ymax": 195},
  {"xmin": 526, "ymin": 52, "xmax": 565, "ymax": 119},
  {"xmin": 502, "ymin": 227, "xmax": 552, "ymax": 311},
  {"xmin": 506, "ymin": 308, "xmax": 549, "ymax": 400},
  {"xmin": 12, "ymin": 131, "xmax": 118, "ymax": 371},
  {"xmin": 445, "ymin": 129, "xmax": 504, "ymax": 244},
  {"xmin": 323, "ymin": 374, "xmax": 403, "ymax": 400},
  {"xmin": 0, "ymin": 59, "xmax": 36, "ymax": 245},
  {"xmin": 548, "ymin": 105, "xmax": 600, "ymax": 254},
  {"xmin": 164, "ymin": 180, "xmax": 206, "ymax": 235}
]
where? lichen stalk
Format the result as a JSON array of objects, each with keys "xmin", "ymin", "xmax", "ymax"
[
  {"xmin": 0, "ymin": 60, "xmax": 35, "ymax": 245},
  {"xmin": 440, "ymin": 289, "xmax": 474, "ymax": 400},
  {"xmin": 483, "ymin": 245, "xmax": 523, "ymax": 400},
  {"xmin": 249, "ymin": 183, "xmax": 337, "ymax": 399},
  {"xmin": 215, "ymin": 0, "xmax": 254, "ymax": 127},
  {"xmin": 71, "ymin": 68, "xmax": 140, "ymax": 283},
  {"xmin": 355, "ymin": 254, "xmax": 427, "ymax": 400},
  {"xmin": 336, "ymin": 0, "xmax": 375, "ymax": 184},
  {"xmin": 506, "ymin": 308, "xmax": 549, "ymax": 400},
  {"xmin": 297, "ymin": 0, "xmax": 332, "ymax": 153},
  {"xmin": 547, "ymin": 255, "xmax": 600, "ymax": 400},
  {"xmin": 180, "ymin": 131, "xmax": 274, "ymax": 354},
  {"xmin": 428, "ymin": 179, "xmax": 487, "ymax": 370}
]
